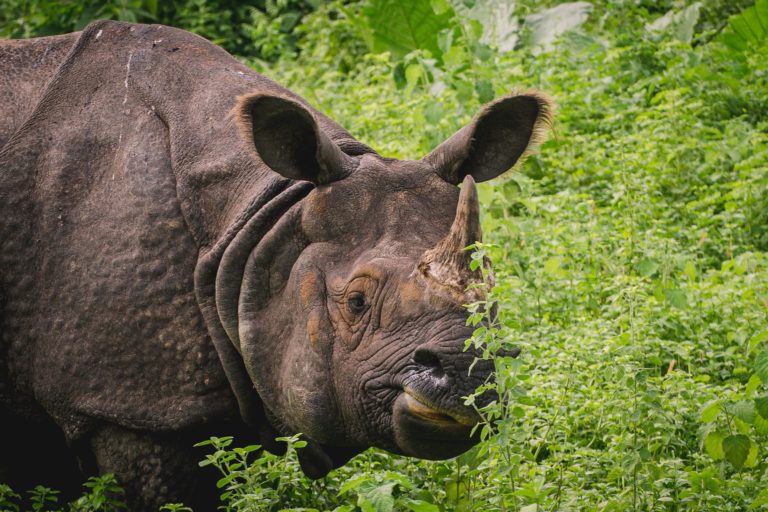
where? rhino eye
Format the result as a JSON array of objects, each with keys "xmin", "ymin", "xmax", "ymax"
[{"xmin": 347, "ymin": 292, "xmax": 368, "ymax": 315}]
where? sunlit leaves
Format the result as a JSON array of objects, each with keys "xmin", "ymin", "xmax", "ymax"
[
  {"xmin": 704, "ymin": 430, "xmax": 726, "ymax": 460},
  {"xmin": 701, "ymin": 400, "xmax": 722, "ymax": 423}
]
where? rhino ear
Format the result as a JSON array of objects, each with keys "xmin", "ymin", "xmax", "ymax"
[
  {"xmin": 423, "ymin": 92, "xmax": 553, "ymax": 184},
  {"xmin": 237, "ymin": 93, "xmax": 356, "ymax": 185}
]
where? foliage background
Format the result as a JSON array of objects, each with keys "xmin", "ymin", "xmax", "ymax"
[{"xmin": 1, "ymin": 0, "xmax": 767, "ymax": 510}]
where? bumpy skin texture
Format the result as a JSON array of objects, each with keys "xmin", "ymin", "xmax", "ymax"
[{"xmin": 0, "ymin": 21, "xmax": 551, "ymax": 511}]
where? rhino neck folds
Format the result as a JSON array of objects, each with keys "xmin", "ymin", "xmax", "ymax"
[
  {"xmin": 215, "ymin": 182, "xmax": 314, "ymax": 352},
  {"xmin": 194, "ymin": 178, "xmax": 312, "ymax": 443}
]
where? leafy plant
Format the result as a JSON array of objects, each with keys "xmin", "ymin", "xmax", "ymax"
[
  {"xmin": 0, "ymin": 484, "xmax": 21, "ymax": 512},
  {"xmin": 69, "ymin": 475, "xmax": 126, "ymax": 512},
  {"xmin": 28, "ymin": 487, "xmax": 59, "ymax": 512},
  {"xmin": 719, "ymin": 0, "xmax": 768, "ymax": 51},
  {"xmin": 2, "ymin": 0, "xmax": 768, "ymax": 510},
  {"xmin": 362, "ymin": 0, "xmax": 453, "ymax": 59}
]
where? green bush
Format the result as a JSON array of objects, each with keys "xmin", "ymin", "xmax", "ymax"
[{"xmin": 1, "ymin": 0, "xmax": 767, "ymax": 510}]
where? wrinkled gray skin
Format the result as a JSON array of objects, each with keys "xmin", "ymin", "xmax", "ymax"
[{"xmin": 0, "ymin": 21, "xmax": 551, "ymax": 511}]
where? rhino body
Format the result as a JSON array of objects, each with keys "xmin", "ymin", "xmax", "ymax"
[{"xmin": 0, "ymin": 21, "xmax": 550, "ymax": 510}]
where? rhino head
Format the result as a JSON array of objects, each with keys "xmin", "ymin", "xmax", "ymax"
[{"xmin": 219, "ymin": 91, "xmax": 551, "ymax": 477}]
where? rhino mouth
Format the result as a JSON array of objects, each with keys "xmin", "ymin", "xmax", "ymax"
[
  {"xmin": 401, "ymin": 390, "xmax": 479, "ymax": 427},
  {"xmin": 364, "ymin": 346, "xmax": 521, "ymax": 459},
  {"xmin": 390, "ymin": 389, "xmax": 481, "ymax": 459}
]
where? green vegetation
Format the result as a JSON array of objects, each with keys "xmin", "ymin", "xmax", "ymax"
[{"xmin": 2, "ymin": 0, "xmax": 767, "ymax": 510}]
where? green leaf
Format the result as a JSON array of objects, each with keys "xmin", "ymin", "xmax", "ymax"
[
  {"xmin": 405, "ymin": 500, "xmax": 439, "ymax": 512},
  {"xmin": 445, "ymin": 477, "xmax": 469, "ymax": 504},
  {"xmin": 732, "ymin": 12, "xmax": 758, "ymax": 41},
  {"xmin": 744, "ymin": 5, "xmax": 766, "ymax": 39},
  {"xmin": 475, "ymin": 79, "xmax": 494, "ymax": 103},
  {"xmin": 755, "ymin": 413, "xmax": 768, "ymax": 435},
  {"xmin": 747, "ymin": 374, "xmax": 763, "ymax": 396},
  {"xmin": 755, "ymin": 350, "xmax": 768, "ymax": 383},
  {"xmin": 382, "ymin": 471, "xmax": 414, "ymax": 490},
  {"xmin": 704, "ymin": 430, "xmax": 725, "ymax": 460},
  {"xmin": 700, "ymin": 400, "xmax": 721, "ymax": 423},
  {"xmin": 674, "ymin": 3, "xmax": 701, "ymax": 43},
  {"xmin": 664, "ymin": 288, "xmax": 688, "ymax": 309},
  {"xmin": 470, "ymin": 42, "xmax": 493, "ymax": 61},
  {"xmin": 430, "ymin": 0, "xmax": 451, "ymax": 15},
  {"xmin": 749, "ymin": 330, "xmax": 768, "ymax": 353},
  {"xmin": 719, "ymin": 30, "xmax": 747, "ymax": 51},
  {"xmin": 405, "ymin": 63, "xmax": 422, "ymax": 87},
  {"xmin": 339, "ymin": 475, "xmax": 369, "ymax": 495},
  {"xmin": 450, "ymin": 0, "xmax": 521, "ymax": 53},
  {"xmin": 648, "ymin": 3, "xmax": 702, "ymax": 43},
  {"xmin": 363, "ymin": 0, "xmax": 455, "ymax": 59},
  {"xmin": 524, "ymin": 2, "xmax": 593, "ymax": 52},
  {"xmin": 722, "ymin": 434, "xmax": 751, "ymax": 469},
  {"xmin": 360, "ymin": 482, "xmax": 396, "ymax": 512},
  {"xmin": 683, "ymin": 260, "xmax": 697, "ymax": 280},
  {"xmin": 758, "ymin": 0, "xmax": 768, "ymax": 32},
  {"xmin": 745, "ymin": 440, "xmax": 759, "ymax": 468},
  {"xmin": 637, "ymin": 258, "xmax": 659, "ymax": 277},
  {"xmin": 756, "ymin": 396, "xmax": 768, "ymax": 419},
  {"xmin": 719, "ymin": 0, "xmax": 768, "ymax": 50},
  {"xmin": 730, "ymin": 401, "xmax": 756, "ymax": 424}
]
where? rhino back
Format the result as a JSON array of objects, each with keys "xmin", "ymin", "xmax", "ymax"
[
  {"xmin": 0, "ymin": 33, "xmax": 78, "ymax": 151},
  {"xmin": 0, "ymin": 22, "xmax": 241, "ymax": 437}
]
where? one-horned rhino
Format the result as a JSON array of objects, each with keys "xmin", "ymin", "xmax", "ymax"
[{"xmin": 0, "ymin": 21, "xmax": 551, "ymax": 511}]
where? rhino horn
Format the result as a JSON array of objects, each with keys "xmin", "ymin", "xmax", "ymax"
[{"xmin": 418, "ymin": 175, "xmax": 489, "ymax": 297}]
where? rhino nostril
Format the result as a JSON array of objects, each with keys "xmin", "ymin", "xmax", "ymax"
[{"xmin": 413, "ymin": 348, "xmax": 445, "ymax": 380}]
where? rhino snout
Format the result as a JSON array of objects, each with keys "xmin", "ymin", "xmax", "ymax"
[{"xmin": 384, "ymin": 344, "xmax": 493, "ymax": 459}]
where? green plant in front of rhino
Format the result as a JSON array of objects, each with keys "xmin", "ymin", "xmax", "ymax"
[
  {"xmin": 194, "ymin": 435, "xmax": 314, "ymax": 511},
  {"xmin": 0, "ymin": 484, "xmax": 21, "ymax": 512},
  {"xmin": 158, "ymin": 504, "xmax": 193, "ymax": 512},
  {"xmin": 0, "ymin": 476, "xmax": 127, "ymax": 512},
  {"xmin": 461, "ymin": 241, "xmax": 538, "ymax": 511}
]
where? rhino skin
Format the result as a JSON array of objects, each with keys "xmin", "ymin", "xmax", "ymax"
[{"xmin": 0, "ymin": 21, "xmax": 552, "ymax": 511}]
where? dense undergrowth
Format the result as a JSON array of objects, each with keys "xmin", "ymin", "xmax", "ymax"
[{"xmin": 2, "ymin": 0, "xmax": 767, "ymax": 510}]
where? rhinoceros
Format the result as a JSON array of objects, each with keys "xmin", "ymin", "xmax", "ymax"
[{"xmin": 0, "ymin": 20, "xmax": 551, "ymax": 510}]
